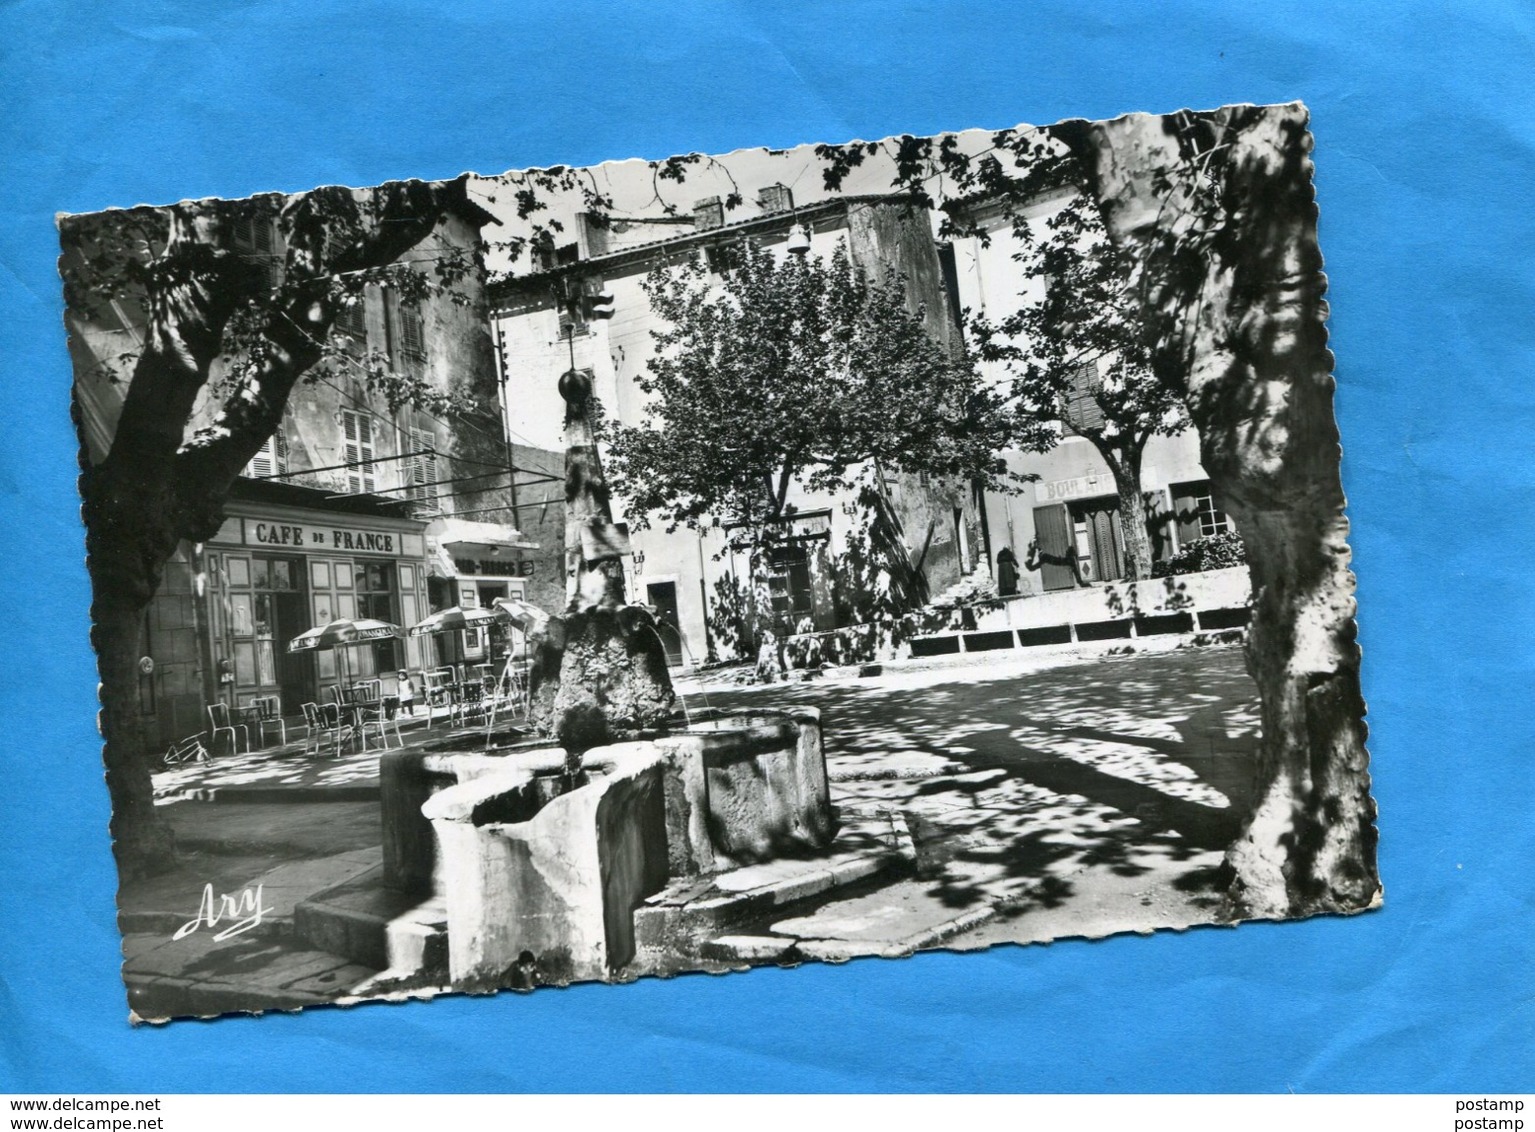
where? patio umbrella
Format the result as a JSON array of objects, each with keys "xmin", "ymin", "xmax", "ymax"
[
  {"xmin": 491, "ymin": 596, "xmax": 550, "ymax": 636},
  {"xmin": 406, "ymin": 605, "xmax": 507, "ymax": 637},
  {"xmin": 287, "ymin": 617, "xmax": 404, "ymax": 689}
]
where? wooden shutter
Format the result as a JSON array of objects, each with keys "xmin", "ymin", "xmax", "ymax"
[
  {"xmin": 1063, "ymin": 361, "xmax": 1104, "ymax": 434},
  {"xmin": 335, "ymin": 296, "xmax": 366, "ymax": 342},
  {"xmin": 231, "ymin": 214, "xmax": 279, "ymax": 288},
  {"xmin": 398, "ymin": 303, "xmax": 425, "ymax": 360},
  {"xmin": 247, "ymin": 425, "xmax": 288, "ymax": 479},
  {"xmin": 1148, "ymin": 489, "xmax": 1176, "ymax": 564},
  {"xmin": 1032, "ymin": 504, "xmax": 1076, "ymax": 592},
  {"xmin": 1171, "ymin": 482, "xmax": 1203, "ymax": 548},
  {"xmin": 405, "ymin": 427, "xmax": 437, "ymax": 505},
  {"xmin": 1087, "ymin": 504, "xmax": 1125, "ymax": 582},
  {"xmin": 343, "ymin": 412, "xmax": 376, "ymax": 494}
]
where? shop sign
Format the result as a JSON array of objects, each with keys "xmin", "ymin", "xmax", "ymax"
[
  {"xmin": 215, "ymin": 517, "xmax": 423, "ymax": 558},
  {"xmin": 1040, "ymin": 473, "xmax": 1114, "ymax": 503}
]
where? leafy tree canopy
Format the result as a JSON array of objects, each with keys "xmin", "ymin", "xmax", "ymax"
[{"xmin": 604, "ymin": 241, "xmax": 1030, "ymax": 543}]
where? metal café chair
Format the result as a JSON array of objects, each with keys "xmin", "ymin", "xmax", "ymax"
[
  {"xmin": 207, "ymin": 702, "xmax": 248, "ymax": 756},
  {"xmin": 301, "ymin": 701, "xmax": 353, "ymax": 758},
  {"xmin": 246, "ymin": 694, "xmax": 286, "ymax": 748},
  {"xmin": 355, "ymin": 695, "xmax": 403, "ymax": 751},
  {"xmin": 422, "ymin": 667, "xmax": 454, "ymax": 727},
  {"xmin": 451, "ymin": 678, "xmax": 488, "ymax": 728}
]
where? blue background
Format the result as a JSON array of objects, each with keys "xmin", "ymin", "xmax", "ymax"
[{"xmin": 1, "ymin": 0, "xmax": 1530, "ymax": 1093}]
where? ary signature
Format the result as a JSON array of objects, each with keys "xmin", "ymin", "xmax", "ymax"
[{"xmin": 173, "ymin": 883, "xmax": 275, "ymax": 942}]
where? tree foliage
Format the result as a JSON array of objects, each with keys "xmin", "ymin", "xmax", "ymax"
[
  {"xmin": 967, "ymin": 191, "xmax": 1189, "ymax": 579},
  {"xmin": 61, "ymin": 176, "xmax": 506, "ymax": 874},
  {"xmin": 821, "ymin": 109, "xmax": 1373, "ymax": 917},
  {"xmin": 605, "ymin": 241, "xmax": 1022, "ymax": 545},
  {"xmin": 974, "ymin": 195, "xmax": 1187, "ymax": 448}
]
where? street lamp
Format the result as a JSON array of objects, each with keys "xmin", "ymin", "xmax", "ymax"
[{"xmin": 786, "ymin": 222, "xmax": 811, "ymax": 256}]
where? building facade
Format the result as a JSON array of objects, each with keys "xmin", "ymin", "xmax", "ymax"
[
  {"xmin": 489, "ymin": 190, "xmax": 988, "ymax": 667},
  {"xmin": 69, "ymin": 194, "xmax": 562, "ymax": 746},
  {"xmin": 943, "ymin": 188, "xmax": 1237, "ymax": 601}
]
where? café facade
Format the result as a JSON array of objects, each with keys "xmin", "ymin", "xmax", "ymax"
[
  {"xmin": 69, "ymin": 186, "xmax": 564, "ymax": 750},
  {"xmin": 203, "ymin": 480, "xmax": 433, "ymax": 725}
]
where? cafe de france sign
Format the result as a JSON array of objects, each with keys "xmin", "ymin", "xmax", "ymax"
[{"xmin": 211, "ymin": 515, "xmax": 426, "ymax": 559}]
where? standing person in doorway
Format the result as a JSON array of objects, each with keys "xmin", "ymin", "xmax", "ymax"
[{"xmin": 996, "ymin": 545, "xmax": 1020, "ymax": 596}]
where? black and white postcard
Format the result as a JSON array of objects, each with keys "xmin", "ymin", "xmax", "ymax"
[{"xmin": 60, "ymin": 103, "xmax": 1378, "ymax": 1022}]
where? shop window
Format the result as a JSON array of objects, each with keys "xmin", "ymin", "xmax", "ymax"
[
  {"xmin": 341, "ymin": 410, "xmax": 377, "ymax": 494},
  {"xmin": 233, "ymin": 641, "xmax": 257, "ymax": 687},
  {"xmin": 252, "ymin": 557, "xmax": 298, "ymax": 591},
  {"xmin": 229, "ymin": 593, "xmax": 254, "ymax": 637},
  {"xmin": 355, "ymin": 561, "xmax": 399, "ymax": 669}
]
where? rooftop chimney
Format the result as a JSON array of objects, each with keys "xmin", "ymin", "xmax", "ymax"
[
  {"xmin": 692, "ymin": 197, "xmax": 724, "ymax": 231},
  {"xmin": 757, "ymin": 184, "xmax": 794, "ymax": 214}
]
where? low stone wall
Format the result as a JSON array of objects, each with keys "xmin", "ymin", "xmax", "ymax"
[{"xmin": 910, "ymin": 566, "xmax": 1252, "ymax": 656}]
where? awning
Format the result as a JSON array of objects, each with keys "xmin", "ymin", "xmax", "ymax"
[
  {"xmin": 426, "ymin": 517, "xmax": 540, "ymax": 556},
  {"xmin": 424, "ymin": 541, "xmax": 458, "ymax": 579}
]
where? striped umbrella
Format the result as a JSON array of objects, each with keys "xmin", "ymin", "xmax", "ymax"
[
  {"xmin": 288, "ymin": 617, "xmax": 404, "ymax": 652},
  {"xmin": 407, "ymin": 605, "xmax": 508, "ymax": 637},
  {"xmin": 287, "ymin": 617, "xmax": 404, "ymax": 690}
]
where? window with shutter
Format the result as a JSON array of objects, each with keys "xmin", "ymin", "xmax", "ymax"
[
  {"xmin": 403, "ymin": 427, "xmax": 438, "ymax": 507},
  {"xmin": 342, "ymin": 411, "xmax": 376, "ymax": 494},
  {"xmin": 245, "ymin": 424, "xmax": 289, "ymax": 479},
  {"xmin": 396, "ymin": 302, "xmax": 426, "ymax": 362},
  {"xmin": 1170, "ymin": 480, "xmax": 1230, "ymax": 546},
  {"xmin": 334, "ymin": 296, "xmax": 366, "ymax": 343},
  {"xmin": 1063, "ymin": 361, "xmax": 1105, "ymax": 434},
  {"xmin": 230, "ymin": 213, "xmax": 280, "ymax": 289}
]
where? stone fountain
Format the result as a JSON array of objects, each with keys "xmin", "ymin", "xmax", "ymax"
[{"xmin": 370, "ymin": 368, "xmax": 834, "ymax": 990}]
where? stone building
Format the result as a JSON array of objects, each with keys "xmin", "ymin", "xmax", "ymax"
[
  {"xmin": 942, "ymin": 186, "xmax": 1240, "ymax": 600},
  {"xmin": 488, "ymin": 189, "xmax": 988, "ymax": 667},
  {"xmin": 69, "ymin": 193, "xmax": 564, "ymax": 746}
]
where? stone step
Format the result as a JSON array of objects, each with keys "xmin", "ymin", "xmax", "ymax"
[
  {"xmin": 633, "ymin": 809, "xmax": 916, "ymax": 962},
  {"xmin": 292, "ymin": 869, "xmax": 448, "ymax": 982}
]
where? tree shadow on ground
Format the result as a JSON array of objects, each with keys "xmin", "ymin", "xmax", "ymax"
[{"xmin": 703, "ymin": 647, "xmax": 1258, "ymax": 923}]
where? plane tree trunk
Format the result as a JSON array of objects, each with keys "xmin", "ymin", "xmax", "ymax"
[
  {"xmin": 1100, "ymin": 443, "xmax": 1155, "ymax": 582},
  {"xmin": 69, "ymin": 181, "xmax": 466, "ymax": 878},
  {"xmin": 1058, "ymin": 105, "xmax": 1379, "ymax": 919}
]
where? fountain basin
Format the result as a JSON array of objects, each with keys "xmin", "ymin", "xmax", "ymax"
[
  {"xmin": 389, "ymin": 707, "xmax": 832, "ymax": 988},
  {"xmin": 653, "ymin": 707, "xmax": 832, "ymax": 876},
  {"xmin": 379, "ymin": 740, "xmax": 556, "ymax": 897},
  {"xmin": 420, "ymin": 745, "xmax": 670, "ymax": 987}
]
